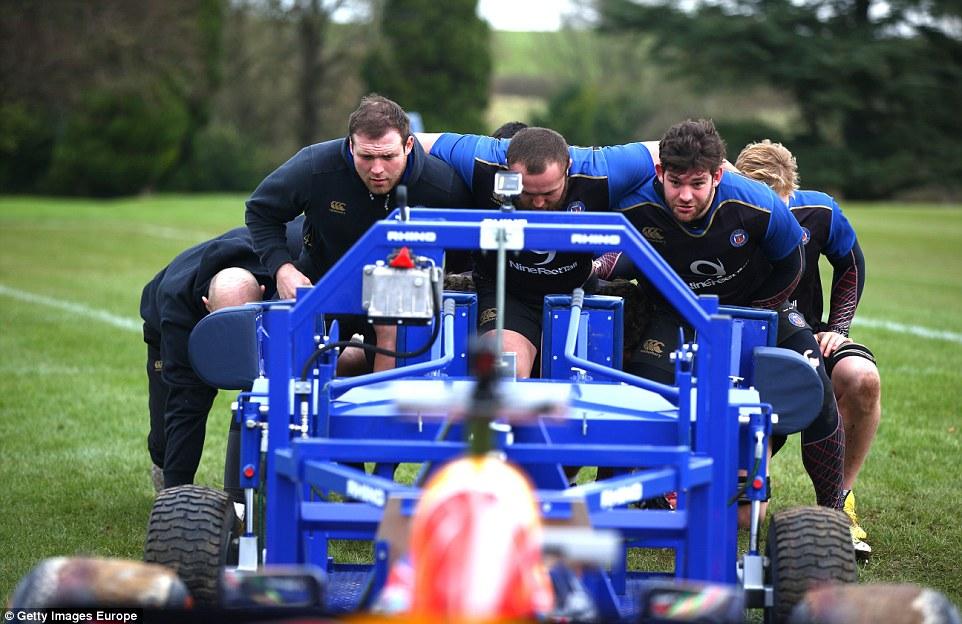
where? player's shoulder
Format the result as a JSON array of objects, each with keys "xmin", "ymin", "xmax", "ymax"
[
  {"xmin": 569, "ymin": 142, "xmax": 653, "ymax": 178},
  {"xmin": 790, "ymin": 188, "xmax": 836, "ymax": 210},
  {"xmin": 433, "ymin": 133, "xmax": 506, "ymax": 165},
  {"xmin": 718, "ymin": 171, "xmax": 780, "ymax": 211},
  {"xmin": 305, "ymin": 138, "xmax": 349, "ymax": 174}
]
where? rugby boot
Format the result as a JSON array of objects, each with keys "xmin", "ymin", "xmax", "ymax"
[{"xmin": 844, "ymin": 490, "xmax": 872, "ymax": 560}]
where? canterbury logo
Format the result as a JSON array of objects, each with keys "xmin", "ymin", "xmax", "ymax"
[
  {"xmin": 642, "ymin": 227, "xmax": 665, "ymax": 243},
  {"xmin": 153, "ymin": 360, "xmax": 164, "ymax": 371},
  {"xmin": 641, "ymin": 339, "xmax": 664, "ymax": 356},
  {"xmin": 330, "ymin": 200, "xmax": 346, "ymax": 214},
  {"xmin": 479, "ymin": 308, "xmax": 498, "ymax": 325}
]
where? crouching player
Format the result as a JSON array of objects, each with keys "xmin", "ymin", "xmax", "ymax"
[{"xmin": 736, "ymin": 140, "xmax": 880, "ymax": 558}]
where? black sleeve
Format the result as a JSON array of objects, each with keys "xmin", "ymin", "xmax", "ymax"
[
  {"xmin": 823, "ymin": 239, "xmax": 865, "ymax": 336},
  {"xmin": 245, "ymin": 148, "xmax": 314, "ymax": 277},
  {"xmin": 750, "ymin": 244, "xmax": 804, "ymax": 309}
]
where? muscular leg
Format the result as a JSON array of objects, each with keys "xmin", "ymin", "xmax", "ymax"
[
  {"xmin": 373, "ymin": 325, "xmax": 397, "ymax": 373},
  {"xmin": 779, "ymin": 329, "xmax": 845, "ymax": 509},
  {"xmin": 483, "ymin": 328, "xmax": 538, "ymax": 379},
  {"xmin": 332, "ymin": 324, "xmax": 398, "ymax": 375},
  {"xmin": 832, "ymin": 357, "xmax": 881, "ymax": 490}
]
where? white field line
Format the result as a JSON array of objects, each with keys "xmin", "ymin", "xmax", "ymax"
[
  {"xmin": 0, "ymin": 222, "xmax": 215, "ymax": 242},
  {"xmin": 0, "ymin": 284, "xmax": 141, "ymax": 333},
  {"xmin": 2, "ymin": 283, "xmax": 961, "ymax": 345},
  {"xmin": 853, "ymin": 317, "xmax": 962, "ymax": 345}
]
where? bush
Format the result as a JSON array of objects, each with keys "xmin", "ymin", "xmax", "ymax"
[
  {"xmin": 162, "ymin": 122, "xmax": 271, "ymax": 192},
  {"xmin": 0, "ymin": 103, "xmax": 56, "ymax": 193},
  {"xmin": 45, "ymin": 85, "xmax": 189, "ymax": 196},
  {"xmin": 533, "ymin": 82, "xmax": 657, "ymax": 147}
]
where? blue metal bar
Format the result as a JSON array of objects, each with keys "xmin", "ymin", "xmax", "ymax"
[
  {"xmin": 285, "ymin": 211, "xmax": 711, "ymax": 335},
  {"xmin": 687, "ymin": 305, "xmax": 738, "ymax": 582},
  {"xmin": 290, "ymin": 437, "xmax": 713, "ymax": 470},
  {"xmin": 263, "ymin": 303, "xmax": 299, "ymax": 565},
  {"xmin": 328, "ymin": 301, "xmax": 456, "ymax": 397},
  {"xmin": 303, "ymin": 460, "xmax": 418, "ymax": 507},
  {"xmin": 562, "ymin": 289, "xmax": 680, "ymax": 402}
]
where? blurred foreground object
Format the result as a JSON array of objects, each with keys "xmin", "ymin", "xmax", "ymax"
[
  {"xmin": 7, "ymin": 556, "xmax": 192, "ymax": 609},
  {"xmin": 790, "ymin": 583, "xmax": 960, "ymax": 624}
]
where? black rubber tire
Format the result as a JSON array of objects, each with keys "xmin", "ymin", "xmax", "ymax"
[
  {"xmin": 144, "ymin": 485, "xmax": 239, "ymax": 606},
  {"xmin": 765, "ymin": 506, "xmax": 857, "ymax": 624}
]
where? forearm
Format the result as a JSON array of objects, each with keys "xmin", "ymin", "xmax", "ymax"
[
  {"xmin": 246, "ymin": 150, "xmax": 312, "ymax": 276},
  {"xmin": 246, "ymin": 199, "xmax": 302, "ymax": 277},
  {"xmin": 825, "ymin": 241, "xmax": 865, "ymax": 335}
]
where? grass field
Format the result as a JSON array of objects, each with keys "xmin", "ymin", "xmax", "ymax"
[{"xmin": 1, "ymin": 195, "xmax": 960, "ymax": 607}]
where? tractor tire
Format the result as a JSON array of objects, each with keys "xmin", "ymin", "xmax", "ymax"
[
  {"xmin": 765, "ymin": 506, "xmax": 857, "ymax": 623},
  {"xmin": 144, "ymin": 485, "xmax": 239, "ymax": 606}
]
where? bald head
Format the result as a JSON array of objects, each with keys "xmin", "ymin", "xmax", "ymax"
[{"xmin": 203, "ymin": 267, "xmax": 264, "ymax": 313}]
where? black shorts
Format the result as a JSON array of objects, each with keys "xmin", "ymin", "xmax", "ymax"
[
  {"xmin": 476, "ymin": 285, "xmax": 544, "ymax": 350},
  {"xmin": 775, "ymin": 302, "xmax": 812, "ymax": 345},
  {"xmin": 624, "ymin": 307, "xmax": 690, "ymax": 384},
  {"xmin": 626, "ymin": 303, "xmax": 813, "ymax": 384},
  {"xmin": 825, "ymin": 341, "xmax": 876, "ymax": 377}
]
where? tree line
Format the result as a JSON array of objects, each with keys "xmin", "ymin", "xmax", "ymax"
[{"xmin": 1, "ymin": 0, "xmax": 958, "ymax": 199}]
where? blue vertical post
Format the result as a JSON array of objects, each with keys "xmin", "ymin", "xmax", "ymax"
[
  {"xmin": 687, "ymin": 296, "xmax": 737, "ymax": 582},
  {"xmin": 264, "ymin": 303, "xmax": 299, "ymax": 564}
]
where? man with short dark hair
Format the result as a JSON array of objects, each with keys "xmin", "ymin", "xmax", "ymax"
[
  {"xmin": 491, "ymin": 120, "xmax": 528, "ymax": 140},
  {"xmin": 736, "ymin": 139, "xmax": 879, "ymax": 557},
  {"xmin": 614, "ymin": 119, "xmax": 846, "ymax": 515},
  {"xmin": 246, "ymin": 95, "xmax": 473, "ymax": 372},
  {"xmin": 141, "ymin": 220, "xmax": 302, "ymax": 490},
  {"xmin": 418, "ymin": 127, "xmax": 659, "ymax": 377}
]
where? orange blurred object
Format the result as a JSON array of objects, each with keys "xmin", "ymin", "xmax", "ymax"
[{"xmin": 404, "ymin": 455, "xmax": 554, "ymax": 619}]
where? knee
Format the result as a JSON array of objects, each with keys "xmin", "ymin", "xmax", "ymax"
[{"xmin": 835, "ymin": 360, "xmax": 881, "ymax": 404}]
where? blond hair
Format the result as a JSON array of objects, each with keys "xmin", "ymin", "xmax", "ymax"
[{"xmin": 735, "ymin": 139, "xmax": 798, "ymax": 198}]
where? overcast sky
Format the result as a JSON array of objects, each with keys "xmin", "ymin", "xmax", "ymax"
[{"xmin": 477, "ymin": 0, "xmax": 583, "ymax": 31}]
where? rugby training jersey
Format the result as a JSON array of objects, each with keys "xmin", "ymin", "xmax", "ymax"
[
  {"xmin": 430, "ymin": 133, "xmax": 656, "ymax": 299},
  {"xmin": 616, "ymin": 171, "xmax": 803, "ymax": 307},
  {"xmin": 788, "ymin": 189, "xmax": 860, "ymax": 333}
]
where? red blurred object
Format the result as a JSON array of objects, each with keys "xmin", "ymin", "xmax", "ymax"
[{"xmin": 379, "ymin": 455, "xmax": 554, "ymax": 619}]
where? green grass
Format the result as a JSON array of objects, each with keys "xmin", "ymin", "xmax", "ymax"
[{"xmin": 1, "ymin": 197, "xmax": 961, "ymax": 608}]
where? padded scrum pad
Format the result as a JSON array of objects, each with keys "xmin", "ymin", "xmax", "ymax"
[
  {"xmin": 752, "ymin": 346, "xmax": 823, "ymax": 436},
  {"xmin": 188, "ymin": 305, "xmax": 260, "ymax": 390},
  {"xmin": 541, "ymin": 295, "xmax": 624, "ymax": 381}
]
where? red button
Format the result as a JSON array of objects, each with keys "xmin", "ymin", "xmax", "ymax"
[
  {"xmin": 752, "ymin": 477, "xmax": 764, "ymax": 490},
  {"xmin": 389, "ymin": 246, "xmax": 415, "ymax": 269},
  {"xmin": 243, "ymin": 465, "xmax": 255, "ymax": 478}
]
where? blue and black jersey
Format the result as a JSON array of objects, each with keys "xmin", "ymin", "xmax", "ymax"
[
  {"xmin": 788, "ymin": 189, "xmax": 863, "ymax": 335},
  {"xmin": 616, "ymin": 171, "xmax": 804, "ymax": 307},
  {"xmin": 430, "ymin": 133, "xmax": 657, "ymax": 298}
]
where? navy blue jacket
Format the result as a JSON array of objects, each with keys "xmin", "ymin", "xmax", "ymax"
[
  {"xmin": 140, "ymin": 219, "xmax": 302, "ymax": 485},
  {"xmin": 246, "ymin": 137, "xmax": 473, "ymax": 282}
]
